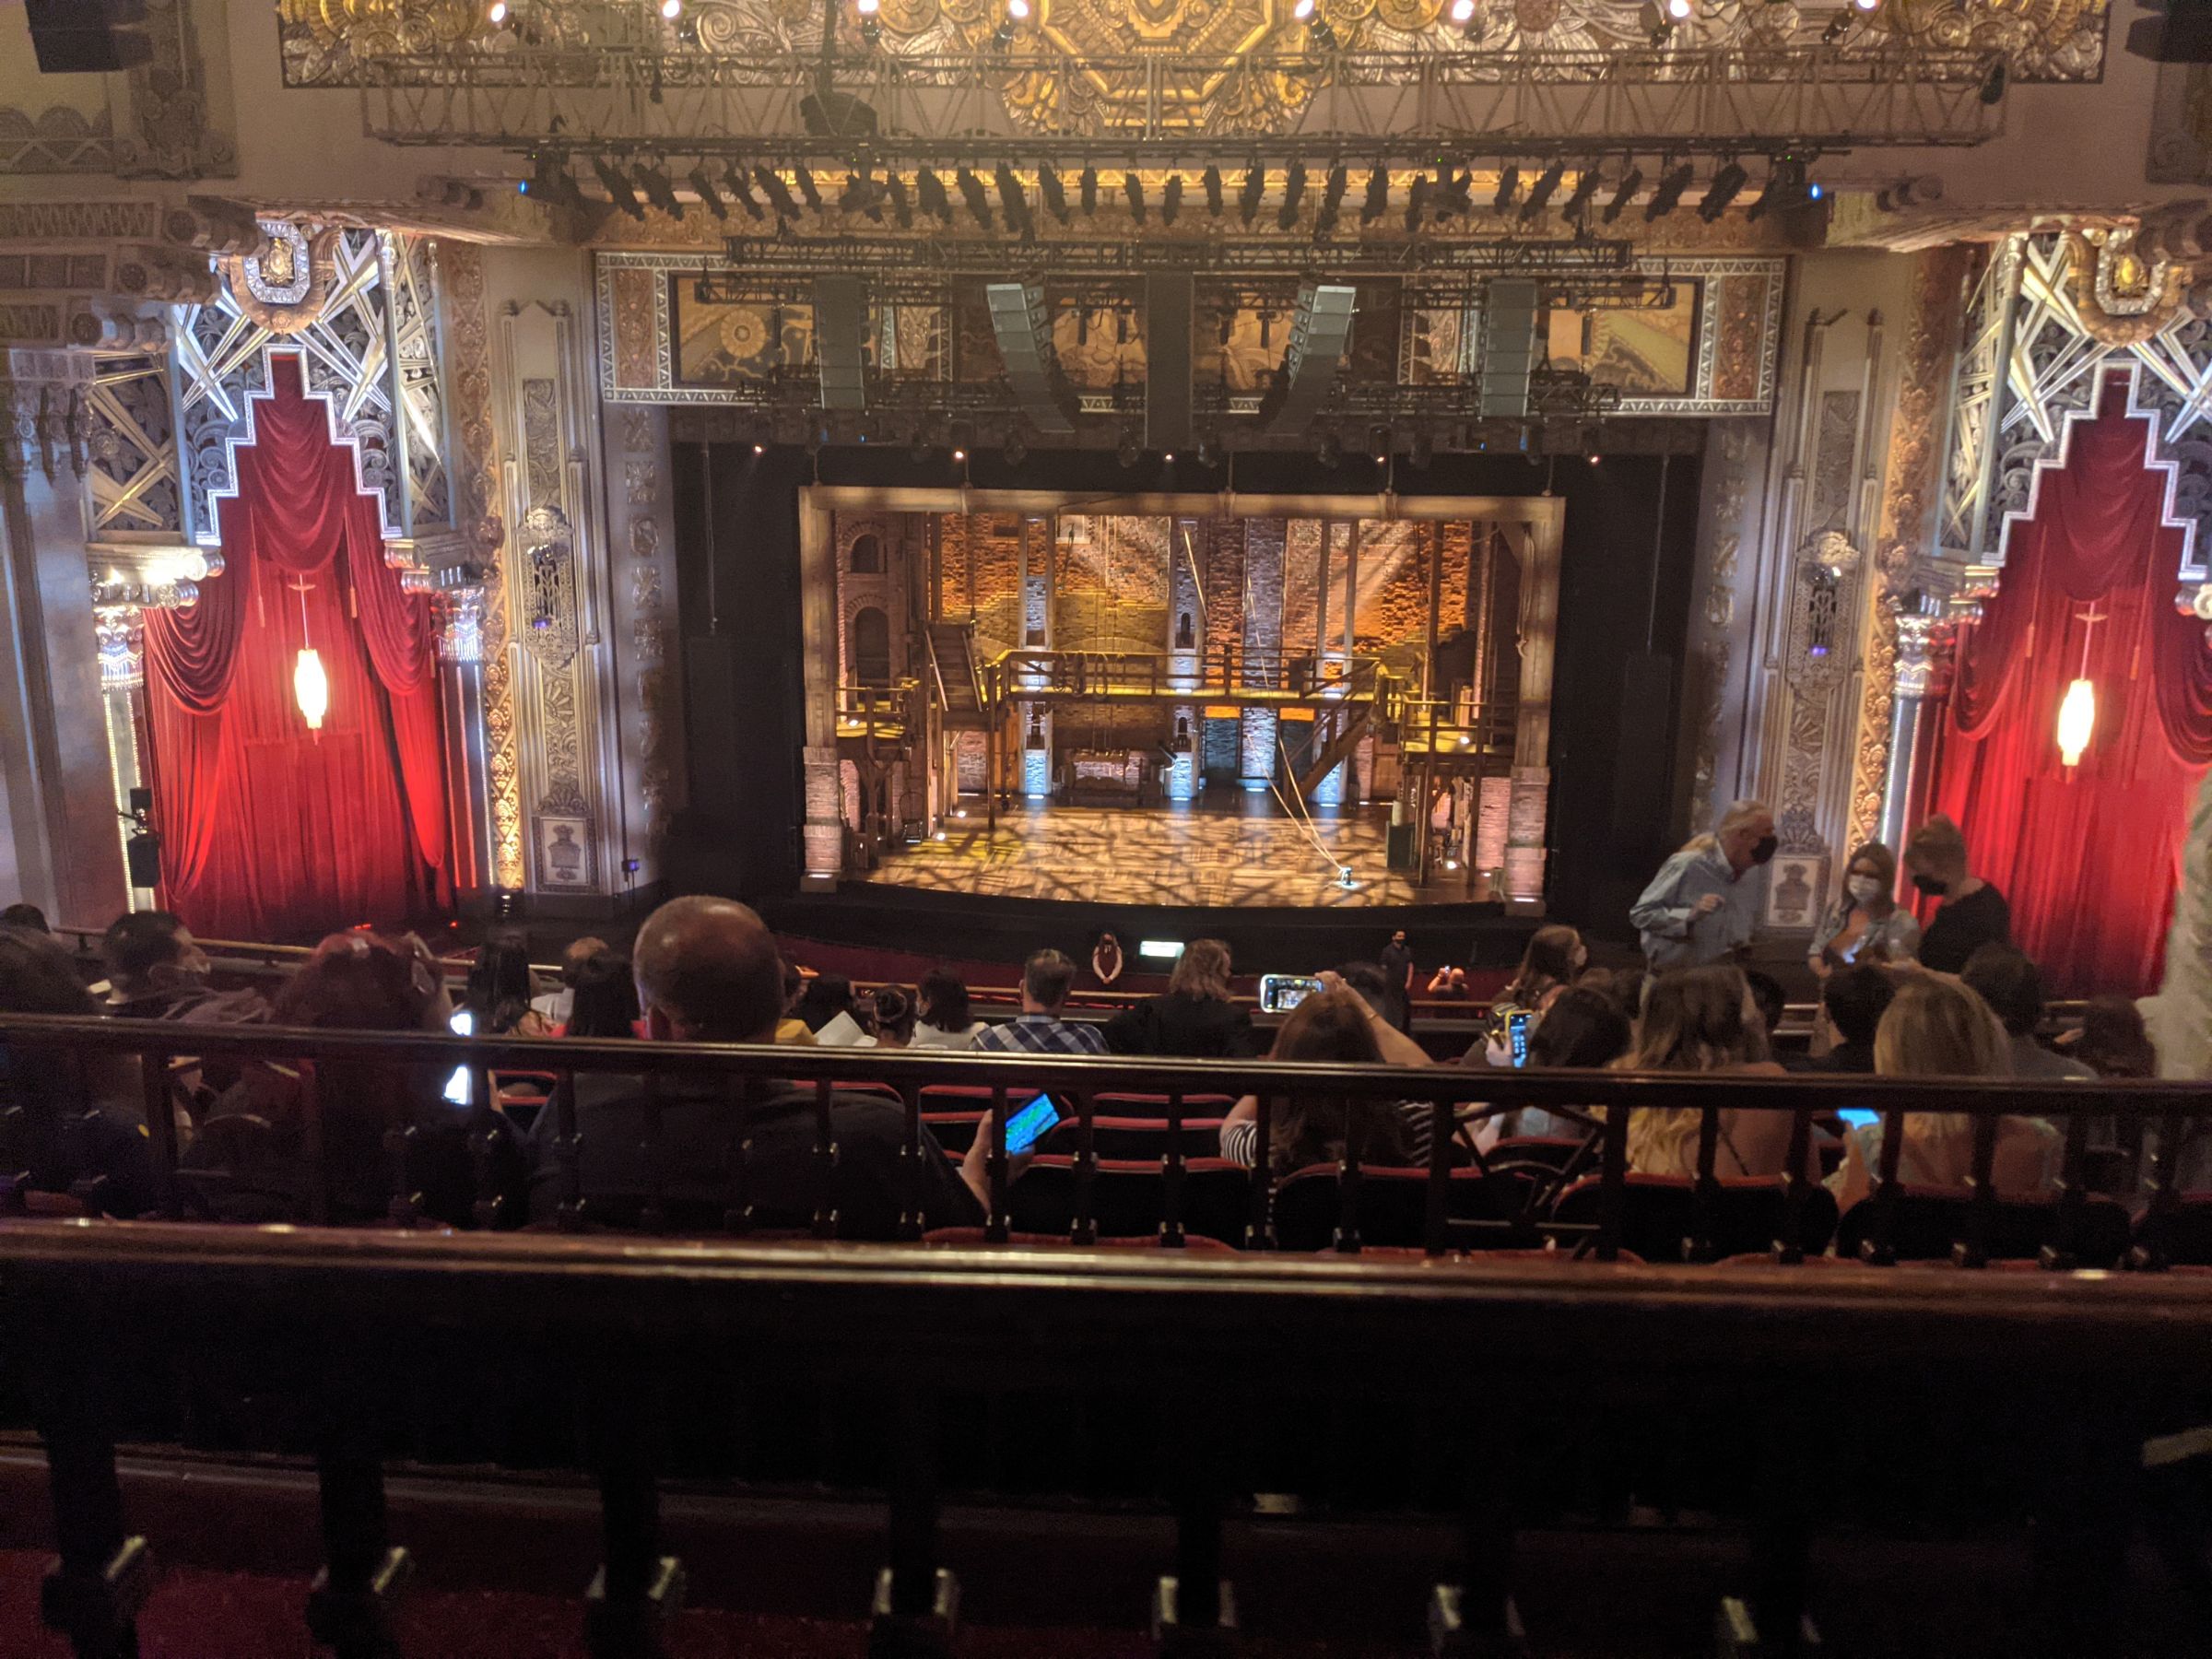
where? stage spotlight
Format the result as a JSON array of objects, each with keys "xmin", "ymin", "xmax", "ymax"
[
  {"xmin": 1492, "ymin": 165, "xmax": 1521, "ymax": 212},
  {"xmin": 1601, "ymin": 163, "xmax": 1642, "ymax": 222},
  {"xmin": 886, "ymin": 170, "xmax": 912, "ymax": 227},
  {"xmin": 1450, "ymin": 0, "xmax": 1475, "ymax": 20},
  {"xmin": 793, "ymin": 164, "xmax": 822, "ymax": 210},
  {"xmin": 1203, "ymin": 163, "xmax": 1225, "ymax": 217},
  {"xmin": 522, "ymin": 151, "xmax": 583, "ymax": 211},
  {"xmin": 724, "ymin": 160, "xmax": 766, "ymax": 219},
  {"xmin": 995, "ymin": 162, "xmax": 1032, "ymax": 236},
  {"xmin": 991, "ymin": 18, "xmax": 1016, "ymax": 49},
  {"xmin": 1316, "ymin": 159, "xmax": 1347, "ymax": 233},
  {"xmin": 1124, "ymin": 171, "xmax": 1147, "ymax": 223},
  {"xmin": 1852, "ymin": 0, "xmax": 1881, "ymax": 9},
  {"xmin": 1643, "ymin": 161, "xmax": 1692, "ymax": 220},
  {"xmin": 1075, "ymin": 163, "xmax": 1097, "ymax": 216},
  {"xmin": 487, "ymin": 0, "xmax": 509, "ymax": 23},
  {"xmin": 634, "ymin": 162, "xmax": 683, "ymax": 218},
  {"xmin": 1747, "ymin": 155, "xmax": 1813, "ymax": 220},
  {"xmin": 1821, "ymin": 10, "xmax": 1853, "ymax": 41},
  {"xmin": 1519, "ymin": 158, "xmax": 1566, "ymax": 219},
  {"xmin": 1696, "ymin": 159, "xmax": 1748, "ymax": 221},
  {"xmin": 916, "ymin": 167, "xmax": 952, "ymax": 222},
  {"xmin": 1318, "ymin": 429, "xmax": 1342, "ymax": 468},
  {"xmin": 754, "ymin": 163, "xmax": 800, "ymax": 219},
  {"xmin": 857, "ymin": 0, "xmax": 880, "ymax": 41},
  {"xmin": 1118, "ymin": 430, "xmax": 1142, "ymax": 468},
  {"xmin": 592, "ymin": 153, "xmax": 645, "ymax": 219},
  {"xmin": 1004, "ymin": 431, "xmax": 1028, "ymax": 465},
  {"xmin": 1560, "ymin": 165, "xmax": 1602, "ymax": 220},
  {"xmin": 752, "ymin": 441, "xmax": 766, "ymax": 455},
  {"xmin": 1403, "ymin": 172, "xmax": 1430, "ymax": 233},
  {"xmin": 686, "ymin": 163, "xmax": 726, "ymax": 219},
  {"xmin": 1161, "ymin": 450, "xmax": 1175, "ymax": 464},
  {"xmin": 1410, "ymin": 429, "xmax": 1434, "ymax": 469},
  {"xmin": 660, "ymin": 0, "xmax": 682, "ymax": 17},
  {"xmin": 956, "ymin": 166, "xmax": 994, "ymax": 229},
  {"xmin": 1007, "ymin": 0, "xmax": 1030, "ymax": 15},
  {"xmin": 1240, "ymin": 159, "xmax": 1265, "ymax": 225},
  {"xmin": 1641, "ymin": 1, "xmax": 1672, "ymax": 44},
  {"xmin": 1277, "ymin": 157, "xmax": 1307, "ymax": 229},
  {"xmin": 1666, "ymin": 0, "xmax": 1691, "ymax": 16},
  {"xmin": 1439, "ymin": 166, "xmax": 1474, "ymax": 218},
  {"xmin": 1361, "ymin": 161, "xmax": 1390, "ymax": 224},
  {"xmin": 1980, "ymin": 59, "xmax": 2006, "ymax": 104},
  {"xmin": 841, "ymin": 166, "xmax": 886, "ymax": 221},
  {"xmin": 1370, "ymin": 425, "xmax": 1391, "ymax": 465},
  {"xmin": 1161, "ymin": 173, "xmax": 1183, "ymax": 224},
  {"xmin": 1039, "ymin": 164, "xmax": 1070, "ymax": 224}
]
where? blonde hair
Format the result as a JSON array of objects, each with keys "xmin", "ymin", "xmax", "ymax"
[
  {"xmin": 1618, "ymin": 966, "xmax": 1769, "ymax": 1173},
  {"xmin": 1681, "ymin": 797, "xmax": 1771, "ymax": 856},
  {"xmin": 1870, "ymin": 974, "xmax": 2011, "ymax": 1180},
  {"xmin": 1169, "ymin": 937, "xmax": 1233, "ymax": 1001}
]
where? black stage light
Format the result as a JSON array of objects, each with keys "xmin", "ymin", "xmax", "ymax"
[
  {"xmin": 956, "ymin": 166, "xmax": 994, "ymax": 229},
  {"xmin": 1696, "ymin": 159, "xmax": 1748, "ymax": 222},
  {"xmin": 1439, "ymin": 166, "xmax": 1474, "ymax": 218},
  {"xmin": 686, "ymin": 162, "xmax": 726, "ymax": 219},
  {"xmin": 1039, "ymin": 164, "xmax": 1070, "ymax": 224},
  {"xmin": 991, "ymin": 17, "xmax": 1016, "ymax": 50},
  {"xmin": 995, "ymin": 162, "xmax": 1031, "ymax": 235},
  {"xmin": 793, "ymin": 164, "xmax": 822, "ymax": 210},
  {"xmin": 1080, "ymin": 163, "xmax": 1099, "ymax": 215},
  {"xmin": 1403, "ymin": 172, "xmax": 1430, "ymax": 233},
  {"xmin": 1124, "ymin": 171, "xmax": 1147, "ymax": 223},
  {"xmin": 1316, "ymin": 159, "xmax": 1347, "ymax": 234},
  {"xmin": 1747, "ymin": 155, "xmax": 1804, "ymax": 221},
  {"xmin": 592, "ymin": 153, "xmax": 645, "ymax": 219},
  {"xmin": 1118, "ymin": 430, "xmax": 1142, "ymax": 467},
  {"xmin": 1277, "ymin": 157, "xmax": 1307, "ymax": 230},
  {"xmin": 1361, "ymin": 161, "xmax": 1389, "ymax": 224},
  {"xmin": 1203, "ymin": 163, "xmax": 1225, "ymax": 217},
  {"xmin": 1518, "ymin": 158, "xmax": 1566, "ymax": 219},
  {"xmin": 724, "ymin": 160, "xmax": 766, "ymax": 219},
  {"xmin": 916, "ymin": 167, "xmax": 953, "ymax": 223},
  {"xmin": 887, "ymin": 170, "xmax": 912, "ymax": 227},
  {"xmin": 1560, "ymin": 164, "xmax": 1602, "ymax": 221},
  {"xmin": 754, "ymin": 163, "xmax": 800, "ymax": 219},
  {"xmin": 1980, "ymin": 58, "xmax": 2006, "ymax": 104},
  {"xmin": 1643, "ymin": 161, "xmax": 1692, "ymax": 220},
  {"xmin": 525, "ymin": 151, "xmax": 587, "ymax": 212},
  {"xmin": 635, "ymin": 163, "xmax": 684, "ymax": 219},
  {"xmin": 1162, "ymin": 173, "xmax": 1183, "ymax": 224},
  {"xmin": 1309, "ymin": 17, "xmax": 1338, "ymax": 48},
  {"xmin": 1822, "ymin": 10, "xmax": 1853, "ymax": 42},
  {"xmin": 1601, "ymin": 163, "xmax": 1643, "ymax": 223},
  {"xmin": 1492, "ymin": 165, "xmax": 1521, "ymax": 212},
  {"xmin": 1240, "ymin": 159, "xmax": 1265, "ymax": 225},
  {"xmin": 1370, "ymin": 425, "xmax": 1391, "ymax": 465},
  {"xmin": 1318, "ymin": 429, "xmax": 1342, "ymax": 467}
]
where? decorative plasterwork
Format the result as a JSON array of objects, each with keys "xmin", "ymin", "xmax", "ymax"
[
  {"xmin": 1936, "ymin": 237, "xmax": 2017, "ymax": 563},
  {"xmin": 1606, "ymin": 256, "xmax": 1787, "ymax": 417},
  {"xmin": 0, "ymin": 106, "xmax": 118, "ymax": 175},
  {"xmin": 84, "ymin": 351, "xmax": 184, "ymax": 536},
  {"xmin": 1687, "ymin": 419, "xmax": 1753, "ymax": 832}
]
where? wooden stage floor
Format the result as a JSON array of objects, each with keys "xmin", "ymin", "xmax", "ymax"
[{"xmin": 860, "ymin": 798, "xmax": 1492, "ymax": 909}]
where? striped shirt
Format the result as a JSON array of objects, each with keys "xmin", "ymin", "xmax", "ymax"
[
  {"xmin": 971, "ymin": 1013, "xmax": 1108, "ymax": 1056},
  {"xmin": 1219, "ymin": 1101, "xmax": 1444, "ymax": 1171}
]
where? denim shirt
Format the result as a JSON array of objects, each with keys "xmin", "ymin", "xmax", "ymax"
[{"xmin": 1631, "ymin": 844, "xmax": 1760, "ymax": 969}]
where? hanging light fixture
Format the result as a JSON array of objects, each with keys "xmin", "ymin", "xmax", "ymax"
[
  {"xmin": 2056, "ymin": 605, "xmax": 2107, "ymax": 769},
  {"xmin": 290, "ymin": 575, "xmax": 328, "ymax": 732}
]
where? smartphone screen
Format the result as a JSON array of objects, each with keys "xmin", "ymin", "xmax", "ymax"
[
  {"xmin": 1508, "ymin": 1009, "xmax": 1532, "ymax": 1068},
  {"xmin": 1003, "ymin": 1092, "xmax": 1063, "ymax": 1155},
  {"xmin": 1259, "ymin": 973, "xmax": 1322, "ymax": 1015},
  {"xmin": 442, "ymin": 1006, "xmax": 474, "ymax": 1107},
  {"xmin": 1836, "ymin": 1108, "xmax": 1880, "ymax": 1129}
]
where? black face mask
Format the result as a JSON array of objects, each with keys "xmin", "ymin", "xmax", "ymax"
[
  {"xmin": 1750, "ymin": 834, "xmax": 1778, "ymax": 866},
  {"xmin": 1912, "ymin": 872, "xmax": 1950, "ymax": 898}
]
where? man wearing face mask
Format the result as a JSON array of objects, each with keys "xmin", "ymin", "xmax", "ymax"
[
  {"xmin": 1631, "ymin": 799, "xmax": 1778, "ymax": 970},
  {"xmin": 1903, "ymin": 814, "xmax": 2010, "ymax": 974}
]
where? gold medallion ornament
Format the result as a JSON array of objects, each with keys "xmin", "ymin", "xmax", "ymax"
[{"xmin": 221, "ymin": 221, "xmax": 339, "ymax": 336}]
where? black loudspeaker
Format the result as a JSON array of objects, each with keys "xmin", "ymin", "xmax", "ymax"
[
  {"xmin": 24, "ymin": 0, "xmax": 151, "ymax": 72},
  {"xmin": 1609, "ymin": 652, "xmax": 1677, "ymax": 850},
  {"xmin": 125, "ymin": 831, "xmax": 162, "ymax": 889},
  {"xmin": 2129, "ymin": 3, "xmax": 2212, "ymax": 65},
  {"xmin": 1145, "ymin": 271, "xmax": 1194, "ymax": 452}
]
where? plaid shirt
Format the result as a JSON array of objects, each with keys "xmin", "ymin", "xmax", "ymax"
[{"xmin": 972, "ymin": 1013, "xmax": 1108, "ymax": 1055}]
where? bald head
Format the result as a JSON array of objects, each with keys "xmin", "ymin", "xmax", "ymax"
[{"xmin": 631, "ymin": 896, "xmax": 783, "ymax": 1042}]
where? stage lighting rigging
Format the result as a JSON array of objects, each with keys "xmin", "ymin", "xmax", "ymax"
[
  {"xmin": 1747, "ymin": 154, "xmax": 1811, "ymax": 220},
  {"xmin": 724, "ymin": 161, "xmax": 765, "ymax": 219},
  {"xmin": 1560, "ymin": 165, "xmax": 1602, "ymax": 221},
  {"xmin": 1277, "ymin": 158, "xmax": 1308, "ymax": 230},
  {"xmin": 956, "ymin": 166, "xmax": 994, "ymax": 229},
  {"xmin": 1124, "ymin": 171, "xmax": 1147, "ymax": 223},
  {"xmin": 592, "ymin": 153, "xmax": 645, "ymax": 219},
  {"xmin": 1601, "ymin": 163, "xmax": 1643, "ymax": 222},
  {"xmin": 1492, "ymin": 165, "xmax": 1521, "ymax": 212},
  {"xmin": 1039, "ymin": 165, "xmax": 1070, "ymax": 224},
  {"xmin": 1696, "ymin": 159, "xmax": 1748, "ymax": 221},
  {"xmin": 1361, "ymin": 162, "xmax": 1390, "ymax": 224},
  {"xmin": 1240, "ymin": 160, "xmax": 1265, "ymax": 226},
  {"xmin": 1403, "ymin": 173, "xmax": 1430, "ymax": 233},
  {"xmin": 1370, "ymin": 425, "xmax": 1391, "ymax": 465},
  {"xmin": 1161, "ymin": 173, "xmax": 1183, "ymax": 224},
  {"xmin": 1080, "ymin": 164, "xmax": 1099, "ymax": 216},
  {"xmin": 754, "ymin": 164, "xmax": 800, "ymax": 219},
  {"xmin": 1519, "ymin": 158, "xmax": 1567, "ymax": 219},
  {"xmin": 995, "ymin": 162, "xmax": 1032, "ymax": 237},
  {"xmin": 1643, "ymin": 161, "xmax": 1693, "ymax": 220},
  {"xmin": 916, "ymin": 167, "xmax": 953, "ymax": 223},
  {"xmin": 1316, "ymin": 161, "xmax": 1348, "ymax": 234},
  {"xmin": 1203, "ymin": 164, "xmax": 1224, "ymax": 218},
  {"xmin": 886, "ymin": 170, "xmax": 912, "ymax": 227},
  {"xmin": 857, "ymin": 0, "xmax": 880, "ymax": 42},
  {"xmin": 686, "ymin": 163, "xmax": 727, "ymax": 220}
]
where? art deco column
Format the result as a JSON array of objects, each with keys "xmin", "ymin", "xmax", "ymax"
[
  {"xmin": 1877, "ymin": 607, "xmax": 1945, "ymax": 856},
  {"xmin": 0, "ymin": 351, "xmax": 128, "ymax": 924}
]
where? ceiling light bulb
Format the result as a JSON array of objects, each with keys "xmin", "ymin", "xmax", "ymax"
[
  {"xmin": 1852, "ymin": 0, "xmax": 1880, "ymax": 10},
  {"xmin": 1293, "ymin": 0, "xmax": 1316, "ymax": 18},
  {"xmin": 858, "ymin": 0, "xmax": 879, "ymax": 11},
  {"xmin": 1666, "ymin": 0, "xmax": 1691, "ymax": 17},
  {"xmin": 1006, "ymin": 0, "xmax": 1030, "ymax": 17},
  {"xmin": 487, "ymin": 0, "xmax": 507, "ymax": 21},
  {"xmin": 1449, "ymin": 0, "xmax": 1475, "ymax": 18},
  {"xmin": 660, "ymin": 0, "xmax": 682, "ymax": 17}
]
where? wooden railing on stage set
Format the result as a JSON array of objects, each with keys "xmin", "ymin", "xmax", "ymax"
[
  {"xmin": 4, "ymin": 1017, "xmax": 2212, "ymax": 1657},
  {"xmin": 980, "ymin": 645, "xmax": 1394, "ymax": 710}
]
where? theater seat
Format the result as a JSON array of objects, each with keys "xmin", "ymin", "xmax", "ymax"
[
  {"xmin": 1090, "ymin": 1091, "xmax": 1237, "ymax": 1120},
  {"xmin": 1269, "ymin": 1164, "xmax": 1531, "ymax": 1253},
  {"xmin": 1834, "ymin": 1186, "xmax": 2130, "ymax": 1267},
  {"xmin": 1005, "ymin": 1155, "xmax": 1247, "ymax": 1243},
  {"xmin": 1551, "ymin": 1172, "xmax": 1840, "ymax": 1263},
  {"xmin": 1035, "ymin": 1115, "xmax": 1226, "ymax": 1161}
]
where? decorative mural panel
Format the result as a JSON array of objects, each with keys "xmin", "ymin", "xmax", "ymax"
[
  {"xmin": 1544, "ymin": 258, "xmax": 1785, "ymax": 416},
  {"xmin": 388, "ymin": 234, "xmax": 452, "ymax": 530},
  {"xmin": 84, "ymin": 353, "xmax": 182, "ymax": 536},
  {"xmin": 1936, "ymin": 239, "xmax": 2015, "ymax": 563}
]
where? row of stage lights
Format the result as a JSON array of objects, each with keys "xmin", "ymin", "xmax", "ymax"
[
  {"xmin": 743, "ymin": 422, "xmax": 1611, "ymax": 473},
  {"xmin": 524, "ymin": 152, "xmax": 1830, "ymax": 229}
]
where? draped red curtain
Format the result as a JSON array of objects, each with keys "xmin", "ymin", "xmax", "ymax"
[
  {"xmin": 141, "ymin": 351, "xmax": 452, "ymax": 941},
  {"xmin": 1924, "ymin": 371, "xmax": 2212, "ymax": 995}
]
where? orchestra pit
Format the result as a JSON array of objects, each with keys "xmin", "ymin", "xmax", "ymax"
[{"xmin": 12, "ymin": 2, "xmax": 2212, "ymax": 1654}]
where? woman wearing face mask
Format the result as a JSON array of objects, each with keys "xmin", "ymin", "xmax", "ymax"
[
  {"xmin": 1807, "ymin": 841, "xmax": 1922, "ymax": 979},
  {"xmin": 1902, "ymin": 814, "xmax": 2010, "ymax": 975}
]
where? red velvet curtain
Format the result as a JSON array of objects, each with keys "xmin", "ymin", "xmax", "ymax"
[
  {"xmin": 1924, "ymin": 371, "xmax": 2212, "ymax": 994},
  {"xmin": 141, "ymin": 352, "xmax": 452, "ymax": 940}
]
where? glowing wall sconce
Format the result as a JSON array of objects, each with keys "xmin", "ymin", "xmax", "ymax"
[{"xmin": 2056, "ymin": 605, "xmax": 2106, "ymax": 770}]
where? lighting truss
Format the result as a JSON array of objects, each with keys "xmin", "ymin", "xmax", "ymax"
[{"xmin": 363, "ymin": 45, "xmax": 2006, "ymax": 159}]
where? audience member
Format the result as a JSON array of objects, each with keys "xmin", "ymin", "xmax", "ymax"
[
  {"xmin": 531, "ymin": 935, "xmax": 609, "ymax": 1028},
  {"xmin": 1959, "ymin": 943, "xmax": 2095, "ymax": 1082},
  {"xmin": 1809, "ymin": 841, "xmax": 1921, "ymax": 975},
  {"xmin": 1377, "ymin": 928, "xmax": 1416, "ymax": 1030},
  {"xmin": 1619, "ymin": 965, "xmax": 1806, "ymax": 1179},
  {"xmin": 911, "ymin": 968, "xmax": 986, "ymax": 1049},
  {"xmin": 775, "ymin": 961, "xmax": 816, "ymax": 1045},
  {"xmin": 0, "ymin": 902, "xmax": 48, "ymax": 933},
  {"xmin": 1630, "ymin": 800, "xmax": 1775, "ymax": 969},
  {"xmin": 1905, "ymin": 815, "xmax": 2010, "ymax": 974},
  {"xmin": 1810, "ymin": 964, "xmax": 1892, "ymax": 1076},
  {"xmin": 2069, "ymin": 994, "xmax": 2158, "ymax": 1080},
  {"xmin": 1743, "ymin": 969, "xmax": 1812, "ymax": 1073},
  {"xmin": 973, "ymin": 950, "xmax": 1106, "ymax": 1054},
  {"xmin": 1427, "ymin": 965, "xmax": 1471, "ymax": 999},
  {"xmin": 463, "ymin": 932, "xmax": 547, "ymax": 1036},
  {"xmin": 0, "ymin": 926, "xmax": 157, "ymax": 1215},
  {"xmin": 1103, "ymin": 937, "xmax": 1254, "ymax": 1058},
  {"xmin": 100, "ymin": 910, "xmax": 267, "ymax": 1024},
  {"xmin": 1325, "ymin": 964, "xmax": 1436, "ymax": 1068},
  {"xmin": 1218, "ymin": 990, "xmax": 1425, "ymax": 1174},
  {"xmin": 189, "ymin": 932, "xmax": 477, "ymax": 1225},
  {"xmin": 794, "ymin": 971, "xmax": 860, "ymax": 1036},
  {"xmin": 1091, "ymin": 931, "xmax": 1124, "ymax": 987},
  {"xmin": 526, "ymin": 897, "xmax": 982, "ymax": 1232},
  {"xmin": 1830, "ymin": 973, "xmax": 2059, "ymax": 1210},
  {"xmin": 1503, "ymin": 985, "xmax": 1633, "ymax": 1141},
  {"xmin": 869, "ymin": 985, "xmax": 917, "ymax": 1050},
  {"xmin": 1500, "ymin": 924, "xmax": 1585, "ymax": 1015},
  {"xmin": 561, "ymin": 950, "xmax": 641, "ymax": 1040}
]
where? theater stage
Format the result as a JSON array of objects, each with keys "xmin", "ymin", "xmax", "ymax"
[{"xmin": 857, "ymin": 795, "xmax": 1492, "ymax": 909}]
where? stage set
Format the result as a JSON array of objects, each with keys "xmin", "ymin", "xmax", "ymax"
[{"xmin": 800, "ymin": 491, "xmax": 1561, "ymax": 912}]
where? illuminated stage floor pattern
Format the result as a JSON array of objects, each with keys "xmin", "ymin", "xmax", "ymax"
[{"xmin": 860, "ymin": 801, "xmax": 1487, "ymax": 909}]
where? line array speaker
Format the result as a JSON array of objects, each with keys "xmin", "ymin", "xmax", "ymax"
[
  {"xmin": 1263, "ymin": 283, "xmax": 1358, "ymax": 432},
  {"xmin": 1478, "ymin": 278, "xmax": 1540, "ymax": 420},
  {"xmin": 813, "ymin": 275, "xmax": 868, "ymax": 411},
  {"xmin": 985, "ymin": 282, "xmax": 1077, "ymax": 435},
  {"xmin": 24, "ymin": 0, "xmax": 150, "ymax": 73},
  {"xmin": 1146, "ymin": 271, "xmax": 1194, "ymax": 452}
]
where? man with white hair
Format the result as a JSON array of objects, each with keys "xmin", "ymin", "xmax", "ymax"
[{"xmin": 1630, "ymin": 799, "xmax": 1778, "ymax": 969}]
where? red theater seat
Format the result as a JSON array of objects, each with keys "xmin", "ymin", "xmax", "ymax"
[
  {"xmin": 1550, "ymin": 1171, "xmax": 1840, "ymax": 1263},
  {"xmin": 1268, "ymin": 1163, "xmax": 1532, "ymax": 1253},
  {"xmin": 1834, "ymin": 1186, "xmax": 2130, "ymax": 1267},
  {"xmin": 1006, "ymin": 1155, "xmax": 1247, "ymax": 1244}
]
